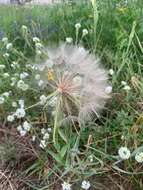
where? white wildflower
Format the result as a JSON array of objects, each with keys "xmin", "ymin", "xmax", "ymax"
[
  {"xmin": 15, "ymin": 108, "xmax": 26, "ymax": 118},
  {"xmin": 118, "ymin": 147, "xmax": 131, "ymax": 160},
  {"xmin": 88, "ymin": 155, "xmax": 93, "ymax": 162},
  {"xmin": 35, "ymin": 42, "xmax": 43, "ymax": 49},
  {"xmin": 17, "ymin": 125, "xmax": 27, "ymax": 136},
  {"xmin": 17, "ymin": 80, "xmax": 25, "ymax": 88},
  {"xmin": 41, "ymin": 128, "xmax": 46, "ymax": 134},
  {"xmin": 2, "ymin": 92, "xmax": 10, "ymax": 97},
  {"xmin": 75, "ymin": 23, "xmax": 81, "ymax": 29},
  {"xmin": 121, "ymin": 135, "xmax": 125, "ymax": 140},
  {"xmin": 7, "ymin": 115, "xmax": 15, "ymax": 122},
  {"xmin": 62, "ymin": 182, "xmax": 72, "ymax": 190},
  {"xmin": 33, "ymin": 37, "xmax": 40, "ymax": 43},
  {"xmin": 19, "ymin": 129, "xmax": 27, "ymax": 137},
  {"xmin": 0, "ymin": 96, "xmax": 5, "ymax": 104},
  {"xmin": 3, "ymin": 73, "xmax": 9, "ymax": 78},
  {"xmin": 43, "ymin": 133, "xmax": 49, "ymax": 140},
  {"xmin": 20, "ymin": 72, "xmax": 29, "ymax": 79},
  {"xmin": 23, "ymin": 121, "xmax": 31, "ymax": 132},
  {"xmin": 12, "ymin": 101, "xmax": 17, "ymax": 107},
  {"xmin": 39, "ymin": 140, "xmax": 47, "ymax": 149},
  {"xmin": 47, "ymin": 128, "xmax": 52, "ymax": 133},
  {"xmin": 35, "ymin": 74, "xmax": 40, "ymax": 80},
  {"xmin": 38, "ymin": 80, "xmax": 44, "ymax": 87},
  {"xmin": 135, "ymin": 152, "xmax": 143, "ymax": 163},
  {"xmin": 105, "ymin": 86, "xmax": 112, "ymax": 94},
  {"xmin": 11, "ymin": 77, "xmax": 17, "ymax": 86},
  {"xmin": 121, "ymin": 81, "xmax": 127, "ymax": 86},
  {"xmin": 6, "ymin": 43, "xmax": 13, "ymax": 50},
  {"xmin": 12, "ymin": 61, "xmax": 19, "ymax": 68},
  {"xmin": 123, "ymin": 85, "xmax": 131, "ymax": 91},
  {"xmin": 81, "ymin": 180, "xmax": 91, "ymax": 190},
  {"xmin": 17, "ymin": 125, "xmax": 23, "ymax": 132},
  {"xmin": 17, "ymin": 80, "xmax": 29, "ymax": 91},
  {"xmin": 109, "ymin": 69, "xmax": 114, "ymax": 76},
  {"xmin": 2, "ymin": 37, "xmax": 8, "ymax": 45},
  {"xmin": 32, "ymin": 135, "xmax": 36, "ymax": 142},
  {"xmin": 40, "ymin": 95, "xmax": 47, "ymax": 105},
  {"xmin": 3, "ymin": 53, "xmax": 9, "ymax": 58},
  {"xmin": 19, "ymin": 99, "xmax": 25, "ymax": 108},
  {"xmin": 21, "ymin": 25, "xmax": 28, "ymax": 31},
  {"xmin": 66, "ymin": 37, "xmax": 73, "ymax": 43},
  {"xmin": 82, "ymin": 29, "xmax": 88, "ymax": 36}
]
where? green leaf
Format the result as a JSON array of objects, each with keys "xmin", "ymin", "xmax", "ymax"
[
  {"xmin": 58, "ymin": 129, "xmax": 68, "ymax": 143},
  {"xmin": 48, "ymin": 150, "xmax": 63, "ymax": 165},
  {"xmin": 60, "ymin": 145, "xmax": 68, "ymax": 158},
  {"xmin": 54, "ymin": 142, "xmax": 61, "ymax": 153}
]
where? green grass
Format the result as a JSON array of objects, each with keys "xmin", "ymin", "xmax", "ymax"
[{"xmin": 0, "ymin": 0, "xmax": 143, "ymax": 189}]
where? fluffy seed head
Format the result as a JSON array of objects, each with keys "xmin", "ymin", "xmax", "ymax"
[{"xmin": 37, "ymin": 44, "xmax": 110, "ymax": 122}]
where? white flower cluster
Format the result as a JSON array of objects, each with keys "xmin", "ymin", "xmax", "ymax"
[
  {"xmin": 17, "ymin": 80, "xmax": 29, "ymax": 91},
  {"xmin": 105, "ymin": 86, "xmax": 112, "ymax": 94},
  {"xmin": 66, "ymin": 37, "xmax": 73, "ymax": 44},
  {"xmin": 75, "ymin": 23, "xmax": 89, "ymax": 37},
  {"xmin": 11, "ymin": 77, "xmax": 17, "ymax": 86},
  {"xmin": 20, "ymin": 72, "xmax": 29, "ymax": 79},
  {"xmin": 3, "ymin": 72, "xmax": 10, "ymax": 78},
  {"xmin": 118, "ymin": 146, "xmax": 143, "ymax": 163},
  {"xmin": 75, "ymin": 23, "xmax": 81, "ymax": 29},
  {"xmin": 88, "ymin": 155, "xmax": 94, "ymax": 162},
  {"xmin": 1, "ymin": 37, "xmax": 13, "ymax": 50},
  {"xmin": 81, "ymin": 180, "xmax": 91, "ymax": 190},
  {"xmin": 39, "ymin": 128, "xmax": 51, "ymax": 149},
  {"xmin": 2, "ymin": 37, "xmax": 8, "ymax": 45},
  {"xmin": 38, "ymin": 80, "xmax": 44, "ymax": 87},
  {"xmin": 118, "ymin": 146, "xmax": 131, "ymax": 160},
  {"xmin": 39, "ymin": 95, "xmax": 47, "ymax": 105},
  {"xmin": 21, "ymin": 25, "xmax": 28, "ymax": 31},
  {"xmin": 108, "ymin": 69, "xmax": 131, "ymax": 92},
  {"xmin": 6, "ymin": 43, "xmax": 13, "ymax": 50},
  {"xmin": 17, "ymin": 121, "xmax": 31, "ymax": 136},
  {"xmin": 121, "ymin": 81, "xmax": 131, "ymax": 91},
  {"xmin": 33, "ymin": 37, "xmax": 43, "ymax": 55},
  {"xmin": 15, "ymin": 107, "xmax": 26, "ymax": 118},
  {"xmin": 135, "ymin": 152, "xmax": 143, "ymax": 163},
  {"xmin": 7, "ymin": 115, "xmax": 15, "ymax": 122},
  {"xmin": 21, "ymin": 25, "xmax": 28, "ymax": 36},
  {"xmin": 7, "ymin": 99, "xmax": 25, "ymax": 122},
  {"xmin": 61, "ymin": 180, "xmax": 91, "ymax": 190},
  {"xmin": 0, "ymin": 91, "xmax": 10, "ymax": 105},
  {"xmin": 109, "ymin": 69, "xmax": 114, "ymax": 76},
  {"xmin": 82, "ymin": 29, "xmax": 88, "ymax": 36},
  {"xmin": 62, "ymin": 182, "xmax": 72, "ymax": 190},
  {"xmin": 11, "ymin": 61, "xmax": 19, "ymax": 69},
  {"xmin": 15, "ymin": 99, "xmax": 25, "ymax": 118},
  {"xmin": 3, "ymin": 53, "xmax": 9, "ymax": 58}
]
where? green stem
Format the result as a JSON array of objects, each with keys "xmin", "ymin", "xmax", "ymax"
[
  {"xmin": 92, "ymin": 0, "xmax": 98, "ymax": 50},
  {"xmin": 53, "ymin": 97, "xmax": 61, "ymax": 145}
]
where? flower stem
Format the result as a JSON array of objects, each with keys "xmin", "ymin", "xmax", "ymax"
[{"xmin": 53, "ymin": 97, "xmax": 61, "ymax": 145}]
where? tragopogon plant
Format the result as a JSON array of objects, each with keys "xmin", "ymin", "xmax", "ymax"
[{"xmin": 36, "ymin": 44, "xmax": 110, "ymax": 144}]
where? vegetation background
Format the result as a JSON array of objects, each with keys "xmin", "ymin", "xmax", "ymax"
[{"xmin": 0, "ymin": 0, "xmax": 143, "ymax": 189}]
